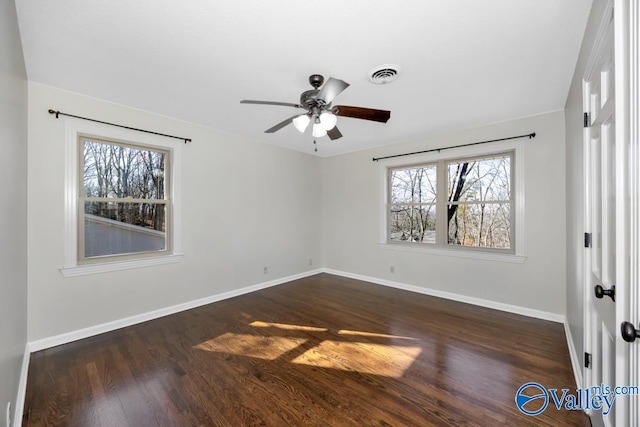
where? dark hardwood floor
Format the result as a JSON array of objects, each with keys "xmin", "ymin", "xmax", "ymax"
[{"xmin": 23, "ymin": 273, "xmax": 590, "ymax": 426}]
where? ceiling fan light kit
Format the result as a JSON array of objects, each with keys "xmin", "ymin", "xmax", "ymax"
[
  {"xmin": 240, "ymin": 74, "xmax": 391, "ymax": 142},
  {"xmin": 292, "ymin": 114, "xmax": 310, "ymax": 132},
  {"xmin": 312, "ymin": 122, "xmax": 327, "ymax": 138},
  {"xmin": 319, "ymin": 112, "xmax": 337, "ymax": 130}
]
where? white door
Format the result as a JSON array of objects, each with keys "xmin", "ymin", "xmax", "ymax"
[{"xmin": 584, "ymin": 2, "xmax": 633, "ymax": 426}]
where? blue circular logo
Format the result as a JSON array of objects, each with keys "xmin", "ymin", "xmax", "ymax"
[{"xmin": 515, "ymin": 382, "xmax": 548, "ymax": 416}]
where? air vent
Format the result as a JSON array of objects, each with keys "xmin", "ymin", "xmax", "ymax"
[{"xmin": 368, "ymin": 64, "xmax": 401, "ymax": 84}]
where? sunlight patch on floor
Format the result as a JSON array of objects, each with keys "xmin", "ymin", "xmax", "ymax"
[
  {"xmin": 194, "ymin": 322, "xmax": 423, "ymax": 377},
  {"xmin": 194, "ymin": 332, "xmax": 307, "ymax": 360},
  {"xmin": 291, "ymin": 341, "xmax": 422, "ymax": 378},
  {"xmin": 250, "ymin": 320, "xmax": 328, "ymax": 332}
]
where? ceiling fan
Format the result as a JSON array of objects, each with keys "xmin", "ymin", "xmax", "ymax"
[{"xmin": 240, "ymin": 74, "xmax": 391, "ymax": 140}]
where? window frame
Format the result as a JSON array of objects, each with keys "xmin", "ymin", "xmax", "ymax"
[
  {"xmin": 77, "ymin": 135, "xmax": 173, "ymax": 264},
  {"xmin": 61, "ymin": 120, "xmax": 183, "ymax": 277},
  {"xmin": 380, "ymin": 139, "xmax": 526, "ymax": 263},
  {"xmin": 444, "ymin": 151, "xmax": 515, "ymax": 253},
  {"xmin": 387, "ymin": 162, "xmax": 438, "ymax": 245}
]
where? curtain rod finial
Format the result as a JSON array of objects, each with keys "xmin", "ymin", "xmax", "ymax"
[
  {"xmin": 48, "ymin": 109, "xmax": 59, "ymax": 118},
  {"xmin": 530, "ymin": 132, "xmax": 536, "ymax": 138}
]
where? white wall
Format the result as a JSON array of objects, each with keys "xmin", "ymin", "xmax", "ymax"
[
  {"xmin": 27, "ymin": 83, "xmax": 323, "ymax": 341},
  {"xmin": 565, "ymin": 0, "xmax": 609, "ymax": 373},
  {"xmin": 322, "ymin": 111, "xmax": 567, "ymax": 315},
  {"xmin": 0, "ymin": 0, "xmax": 28, "ymax": 421}
]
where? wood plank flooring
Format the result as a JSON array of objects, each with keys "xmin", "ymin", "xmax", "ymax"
[{"xmin": 23, "ymin": 273, "xmax": 590, "ymax": 426}]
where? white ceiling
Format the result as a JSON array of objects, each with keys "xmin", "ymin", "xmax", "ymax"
[{"xmin": 16, "ymin": 0, "xmax": 592, "ymax": 157}]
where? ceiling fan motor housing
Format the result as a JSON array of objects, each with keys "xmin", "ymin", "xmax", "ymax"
[
  {"xmin": 300, "ymin": 75, "xmax": 329, "ymax": 111},
  {"xmin": 300, "ymin": 89, "xmax": 322, "ymax": 110}
]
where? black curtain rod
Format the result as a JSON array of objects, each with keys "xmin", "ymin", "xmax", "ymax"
[
  {"xmin": 372, "ymin": 132, "xmax": 536, "ymax": 162},
  {"xmin": 48, "ymin": 109, "xmax": 192, "ymax": 144}
]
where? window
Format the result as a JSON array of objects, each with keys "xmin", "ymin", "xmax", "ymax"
[
  {"xmin": 446, "ymin": 154, "xmax": 512, "ymax": 250},
  {"xmin": 62, "ymin": 120, "xmax": 182, "ymax": 277},
  {"xmin": 80, "ymin": 137, "xmax": 170, "ymax": 262},
  {"xmin": 386, "ymin": 150, "xmax": 517, "ymax": 255},
  {"xmin": 389, "ymin": 164, "xmax": 437, "ymax": 244}
]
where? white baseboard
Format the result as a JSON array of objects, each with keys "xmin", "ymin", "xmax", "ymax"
[
  {"xmin": 321, "ymin": 268, "xmax": 566, "ymax": 323},
  {"xmin": 28, "ymin": 268, "xmax": 323, "ymax": 353},
  {"xmin": 564, "ymin": 319, "xmax": 583, "ymax": 390},
  {"xmin": 13, "ymin": 343, "xmax": 30, "ymax": 427}
]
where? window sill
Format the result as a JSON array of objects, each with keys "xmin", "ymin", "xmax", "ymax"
[
  {"xmin": 379, "ymin": 243, "xmax": 526, "ymax": 264},
  {"xmin": 60, "ymin": 254, "xmax": 184, "ymax": 277}
]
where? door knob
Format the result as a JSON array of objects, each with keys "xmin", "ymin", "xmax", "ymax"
[
  {"xmin": 594, "ymin": 284, "xmax": 615, "ymax": 301},
  {"xmin": 621, "ymin": 322, "xmax": 640, "ymax": 343}
]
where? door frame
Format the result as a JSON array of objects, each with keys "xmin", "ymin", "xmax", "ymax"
[{"xmin": 626, "ymin": 0, "xmax": 639, "ymax": 424}]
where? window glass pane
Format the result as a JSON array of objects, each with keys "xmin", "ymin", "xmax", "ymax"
[
  {"xmin": 390, "ymin": 165, "xmax": 437, "ymax": 204},
  {"xmin": 447, "ymin": 202, "xmax": 510, "ymax": 249},
  {"xmin": 84, "ymin": 202, "xmax": 166, "ymax": 258},
  {"xmin": 447, "ymin": 154, "xmax": 510, "ymax": 202},
  {"xmin": 389, "ymin": 205, "xmax": 436, "ymax": 244},
  {"xmin": 83, "ymin": 139, "xmax": 166, "ymax": 199}
]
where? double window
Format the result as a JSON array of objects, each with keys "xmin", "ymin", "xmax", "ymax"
[{"xmin": 387, "ymin": 151, "xmax": 514, "ymax": 253}]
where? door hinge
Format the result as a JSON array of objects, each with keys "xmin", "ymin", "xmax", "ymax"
[
  {"xmin": 584, "ymin": 232, "xmax": 592, "ymax": 248},
  {"xmin": 585, "ymin": 352, "xmax": 591, "ymax": 368},
  {"xmin": 584, "ymin": 112, "xmax": 590, "ymax": 128}
]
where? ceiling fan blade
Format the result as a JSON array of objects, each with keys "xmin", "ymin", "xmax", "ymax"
[
  {"xmin": 327, "ymin": 126, "xmax": 343, "ymax": 140},
  {"xmin": 264, "ymin": 115, "xmax": 301, "ymax": 133},
  {"xmin": 332, "ymin": 105, "xmax": 391, "ymax": 123},
  {"xmin": 317, "ymin": 78, "xmax": 350, "ymax": 104},
  {"xmin": 241, "ymin": 100, "xmax": 302, "ymax": 108}
]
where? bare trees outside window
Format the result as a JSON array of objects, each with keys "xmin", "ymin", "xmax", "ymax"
[
  {"xmin": 389, "ymin": 164, "xmax": 437, "ymax": 243},
  {"xmin": 447, "ymin": 154, "xmax": 512, "ymax": 249},
  {"xmin": 80, "ymin": 137, "xmax": 170, "ymax": 260},
  {"xmin": 388, "ymin": 151, "xmax": 513, "ymax": 252}
]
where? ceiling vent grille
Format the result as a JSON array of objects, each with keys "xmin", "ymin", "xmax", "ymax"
[{"xmin": 368, "ymin": 65, "xmax": 400, "ymax": 84}]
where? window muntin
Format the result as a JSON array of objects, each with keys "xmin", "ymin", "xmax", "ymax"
[
  {"xmin": 387, "ymin": 151, "xmax": 514, "ymax": 252},
  {"xmin": 79, "ymin": 136, "xmax": 170, "ymax": 262}
]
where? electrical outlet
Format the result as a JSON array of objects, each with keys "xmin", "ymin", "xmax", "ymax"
[
  {"xmin": 6, "ymin": 401, "xmax": 11, "ymax": 427},
  {"xmin": 263, "ymin": 266, "xmax": 268, "ymax": 274},
  {"xmin": 390, "ymin": 266, "xmax": 395, "ymax": 273},
  {"xmin": 309, "ymin": 258, "xmax": 313, "ymax": 266}
]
